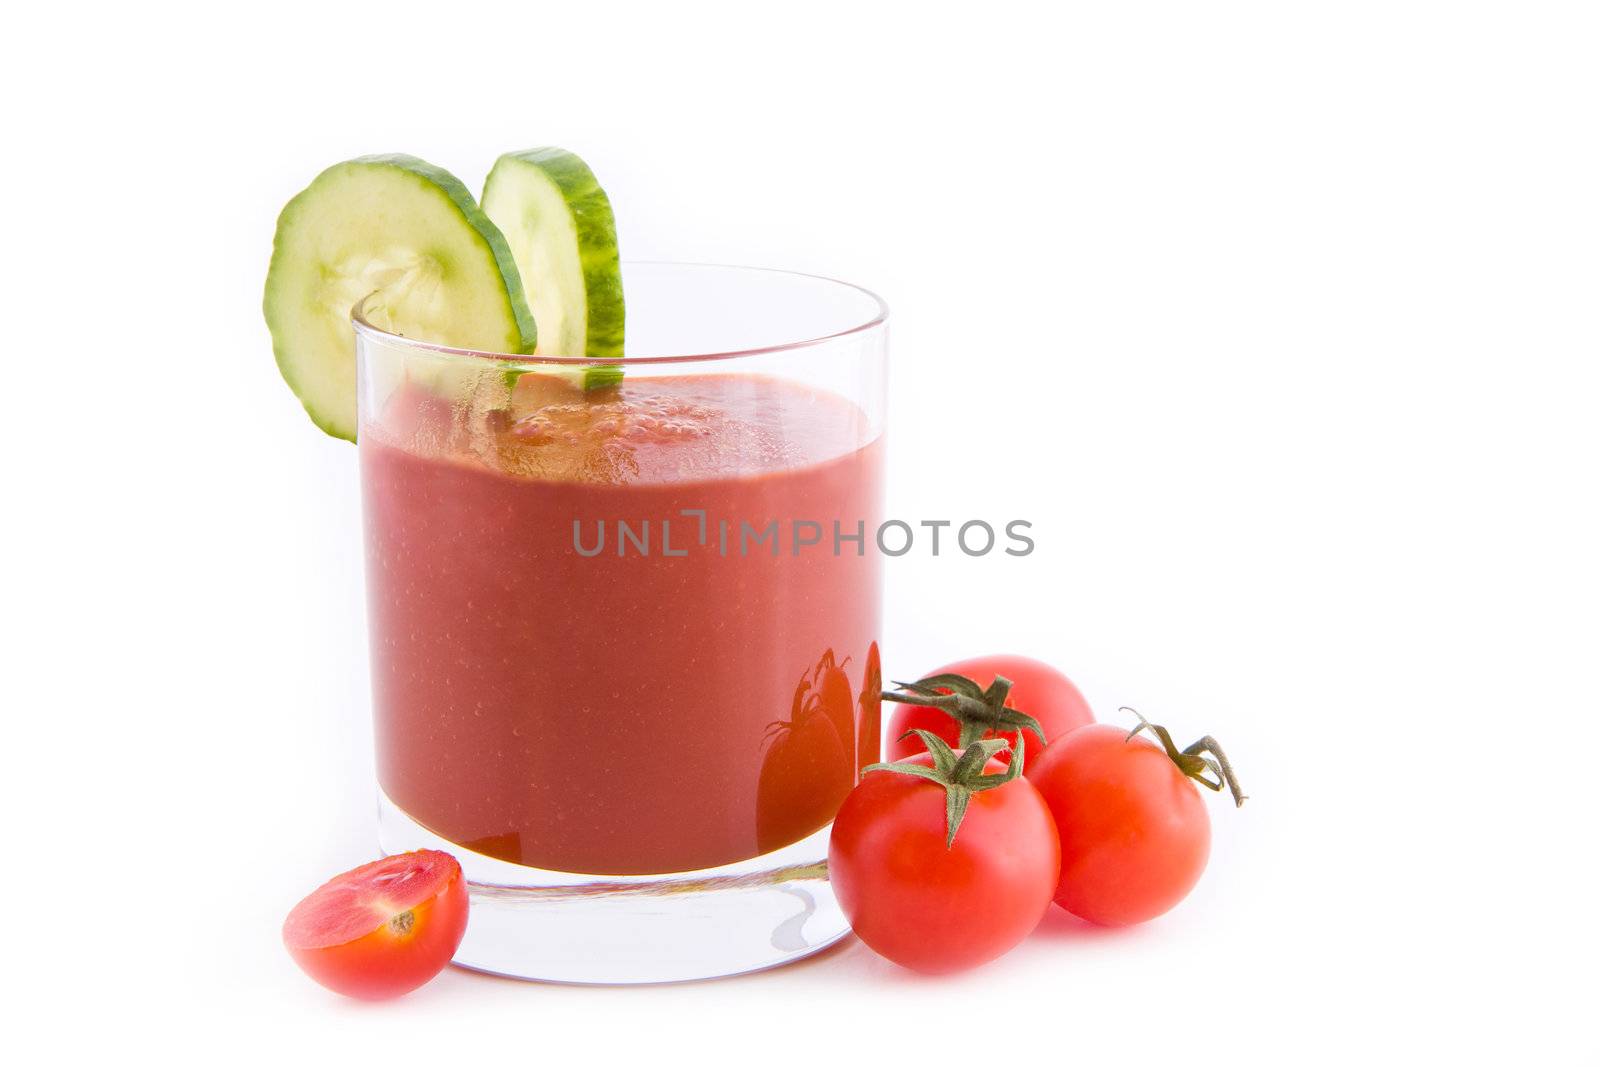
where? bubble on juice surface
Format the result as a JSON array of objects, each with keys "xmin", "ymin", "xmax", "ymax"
[{"xmin": 467, "ymin": 376, "xmax": 870, "ymax": 484}]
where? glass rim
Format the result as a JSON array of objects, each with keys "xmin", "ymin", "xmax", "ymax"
[{"xmin": 350, "ymin": 260, "xmax": 889, "ymax": 366}]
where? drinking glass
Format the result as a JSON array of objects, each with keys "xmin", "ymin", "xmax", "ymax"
[{"xmin": 352, "ymin": 263, "xmax": 888, "ymax": 983}]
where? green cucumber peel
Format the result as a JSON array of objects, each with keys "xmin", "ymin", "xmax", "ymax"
[
  {"xmin": 482, "ymin": 147, "xmax": 626, "ymax": 388},
  {"xmin": 264, "ymin": 153, "xmax": 536, "ymax": 441}
]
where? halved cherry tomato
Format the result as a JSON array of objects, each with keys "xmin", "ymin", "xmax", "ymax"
[
  {"xmin": 886, "ymin": 653, "xmax": 1094, "ymax": 766},
  {"xmin": 282, "ymin": 849, "xmax": 468, "ymax": 999},
  {"xmin": 829, "ymin": 735, "xmax": 1060, "ymax": 973}
]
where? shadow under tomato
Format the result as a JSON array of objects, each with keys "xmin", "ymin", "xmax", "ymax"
[{"xmin": 1030, "ymin": 904, "xmax": 1155, "ymax": 943}]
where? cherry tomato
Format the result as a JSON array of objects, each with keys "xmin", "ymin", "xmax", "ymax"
[
  {"xmin": 829, "ymin": 745, "xmax": 1060, "ymax": 973},
  {"xmin": 282, "ymin": 849, "xmax": 469, "ymax": 999},
  {"xmin": 886, "ymin": 653, "xmax": 1093, "ymax": 766},
  {"xmin": 1026, "ymin": 723, "xmax": 1212, "ymax": 925}
]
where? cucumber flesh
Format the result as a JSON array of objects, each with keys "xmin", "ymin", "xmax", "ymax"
[
  {"xmin": 263, "ymin": 154, "xmax": 535, "ymax": 441},
  {"xmin": 482, "ymin": 148, "xmax": 625, "ymax": 363}
]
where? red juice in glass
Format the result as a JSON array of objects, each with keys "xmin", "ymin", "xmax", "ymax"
[
  {"xmin": 352, "ymin": 263, "xmax": 888, "ymax": 983},
  {"xmin": 363, "ymin": 374, "xmax": 883, "ymax": 874}
]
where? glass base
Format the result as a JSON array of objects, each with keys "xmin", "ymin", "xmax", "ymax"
[{"xmin": 377, "ymin": 790, "xmax": 849, "ymax": 984}]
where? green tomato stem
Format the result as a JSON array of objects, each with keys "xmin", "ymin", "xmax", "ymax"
[
  {"xmin": 862, "ymin": 729, "xmax": 1026, "ymax": 848},
  {"xmin": 880, "ymin": 672, "xmax": 1046, "ymax": 766},
  {"xmin": 1122, "ymin": 707, "xmax": 1248, "ymax": 807}
]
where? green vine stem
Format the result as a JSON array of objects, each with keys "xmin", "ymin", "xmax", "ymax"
[
  {"xmin": 862, "ymin": 729, "xmax": 1026, "ymax": 848},
  {"xmin": 1122, "ymin": 707, "xmax": 1248, "ymax": 807},
  {"xmin": 880, "ymin": 673, "xmax": 1046, "ymax": 762}
]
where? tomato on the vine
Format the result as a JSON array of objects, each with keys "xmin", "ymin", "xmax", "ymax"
[
  {"xmin": 829, "ymin": 730, "xmax": 1060, "ymax": 973},
  {"xmin": 884, "ymin": 654, "xmax": 1093, "ymax": 767},
  {"xmin": 1026, "ymin": 712, "xmax": 1244, "ymax": 926},
  {"xmin": 282, "ymin": 849, "xmax": 468, "ymax": 999}
]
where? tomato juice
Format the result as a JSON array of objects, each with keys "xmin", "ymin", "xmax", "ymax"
[{"xmin": 361, "ymin": 373, "xmax": 883, "ymax": 876}]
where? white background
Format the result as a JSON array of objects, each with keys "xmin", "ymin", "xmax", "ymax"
[{"xmin": 6, "ymin": 1, "xmax": 1597, "ymax": 1062}]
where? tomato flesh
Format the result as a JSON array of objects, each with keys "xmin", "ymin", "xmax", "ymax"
[
  {"xmin": 1026, "ymin": 723, "xmax": 1210, "ymax": 926},
  {"xmin": 283, "ymin": 849, "xmax": 469, "ymax": 999},
  {"xmin": 829, "ymin": 751, "xmax": 1060, "ymax": 973},
  {"xmin": 886, "ymin": 653, "xmax": 1094, "ymax": 766}
]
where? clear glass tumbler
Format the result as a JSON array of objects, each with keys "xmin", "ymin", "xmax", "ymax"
[{"xmin": 352, "ymin": 263, "xmax": 888, "ymax": 983}]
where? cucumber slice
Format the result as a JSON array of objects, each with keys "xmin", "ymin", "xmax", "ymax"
[
  {"xmin": 482, "ymin": 148, "xmax": 625, "ymax": 362},
  {"xmin": 264, "ymin": 154, "xmax": 536, "ymax": 441}
]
